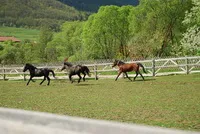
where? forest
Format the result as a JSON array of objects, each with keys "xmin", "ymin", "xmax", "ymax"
[
  {"xmin": 58, "ymin": 0, "xmax": 139, "ymax": 11},
  {"xmin": 0, "ymin": 0, "xmax": 199, "ymax": 64},
  {"xmin": 0, "ymin": 0, "xmax": 89, "ymax": 31}
]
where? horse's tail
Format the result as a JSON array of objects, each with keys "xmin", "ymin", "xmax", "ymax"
[
  {"xmin": 49, "ymin": 69, "xmax": 56, "ymax": 78},
  {"xmin": 137, "ymin": 63, "xmax": 147, "ymax": 73},
  {"xmin": 84, "ymin": 66, "xmax": 91, "ymax": 77}
]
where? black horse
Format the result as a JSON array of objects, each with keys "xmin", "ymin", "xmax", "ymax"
[
  {"xmin": 23, "ymin": 63, "xmax": 56, "ymax": 85},
  {"xmin": 61, "ymin": 62, "xmax": 90, "ymax": 83}
]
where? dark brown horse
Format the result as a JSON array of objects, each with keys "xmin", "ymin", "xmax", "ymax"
[
  {"xmin": 112, "ymin": 60, "xmax": 147, "ymax": 81},
  {"xmin": 61, "ymin": 62, "xmax": 91, "ymax": 83}
]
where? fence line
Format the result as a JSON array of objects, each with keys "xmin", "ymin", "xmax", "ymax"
[{"xmin": 0, "ymin": 56, "xmax": 200, "ymax": 80}]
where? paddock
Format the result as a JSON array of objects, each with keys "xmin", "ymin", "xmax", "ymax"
[{"xmin": 0, "ymin": 73, "xmax": 199, "ymax": 132}]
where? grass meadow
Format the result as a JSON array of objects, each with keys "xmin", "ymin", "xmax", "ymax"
[
  {"xmin": 0, "ymin": 26, "xmax": 39, "ymax": 41},
  {"xmin": 0, "ymin": 74, "xmax": 200, "ymax": 131}
]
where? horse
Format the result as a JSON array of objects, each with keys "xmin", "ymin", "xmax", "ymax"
[
  {"xmin": 61, "ymin": 62, "xmax": 90, "ymax": 83},
  {"xmin": 23, "ymin": 63, "xmax": 56, "ymax": 85},
  {"xmin": 112, "ymin": 59, "xmax": 147, "ymax": 81}
]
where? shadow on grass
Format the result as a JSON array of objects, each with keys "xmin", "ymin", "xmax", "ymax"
[
  {"xmin": 123, "ymin": 77, "xmax": 156, "ymax": 82},
  {"xmin": 75, "ymin": 83, "xmax": 100, "ymax": 86}
]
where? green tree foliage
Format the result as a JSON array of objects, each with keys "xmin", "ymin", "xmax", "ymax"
[
  {"xmin": 181, "ymin": 0, "xmax": 200, "ymax": 55},
  {"xmin": 0, "ymin": 1, "xmax": 196, "ymax": 64},
  {"xmin": 37, "ymin": 26, "xmax": 53, "ymax": 62},
  {"xmin": 20, "ymin": 41, "xmax": 39, "ymax": 63},
  {"xmin": 48, "ymin": 21, "xmax": 84, "ymax": 62},
  {"xmin": 0, "ymin": 40, "xmax": 39, "ymax": 64},
  {"xmin": 82, "ymin": 5, "xmax": 133, "ymax": 59},
  {"xmin": 128, "ymin": 0, "xmax": 192, "ymax": 58},
  {"xmin": 0, "ymin": 41, "xmax": 20, "ymax": 64}
]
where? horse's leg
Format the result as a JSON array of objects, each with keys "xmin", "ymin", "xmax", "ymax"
[
  {"xmin": 27, "ymin": 76, "xmax": 33, "ymax": 85},
  {"xmin": 124, "ymin": 72, "xmax": 132, "ymax": 81},
  {"xmin": 40, "ymin": 76, "xmax": 46, "ymax": 85},
  {"xmin": 69, "ymin": 74, "xmax": 73, "ymax": 83},
  {"xmin": 47, "ymin": 76, "xmax": 50, "ymax": 85},
  {"xmin": 115, "ymin": 71, "xmax": 122, "ymax": 81},
  {"xmin": 134, "ymin": 71, "xmax": 138, "ymax": 81},
  {"xmin": 82, "ymin": 72, "xmax": 86, "ymax": 81},
  {"xmin": 138, "ymin": 71, "xmax": 145, "ymax": 81},
  {"xmin": 77, "ymin": 73, "xmax": 82, "ymax": 83}
]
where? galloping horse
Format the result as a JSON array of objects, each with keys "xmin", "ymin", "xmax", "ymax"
[
  {"xmin": 23, "ymin": 63, "xmax": 56, "ymax": 85},
  {"xmin": 112, "ymin": 60, "xmax": 147, "ymax": 81},
  {"xmin": 61, "ymin": 62, "xmax": 90, "ymax": 83}
]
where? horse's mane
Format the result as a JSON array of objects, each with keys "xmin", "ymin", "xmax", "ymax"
[
  {"xmin": 64, "ymin": 62, "xmax": 73, "ymax": 67},
  {"xmin": 25, "ymin": 63, "xmax": 37, "ymax": 69},
  {"xmin": 117, "ymin": 60, "xmax": 125, "ymax": 65}
]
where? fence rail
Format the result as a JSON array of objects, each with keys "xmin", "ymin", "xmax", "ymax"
[
  {"xmin": 1, "ymin": 108, "xmax": 199, "ymax": 134},
  {"xmin": 0, "ymin": 56, "xmax": 200, "ymax": 80}
]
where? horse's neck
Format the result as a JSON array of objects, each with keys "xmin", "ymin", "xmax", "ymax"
[
  {"xmin": 28, "ymin": 66, "xmax": 37, "ymax": 73},
  {"xmin": 64, "ymin": 62, "xmax": 73, "ymax": 67},
  {"xmin": 118, "ymin": 61, "xmax": 125, "ymax": 66}
]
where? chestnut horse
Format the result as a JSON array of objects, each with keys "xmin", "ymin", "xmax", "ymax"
[{"xmin": 112, "ymin": 60, "xmax": 147, "ymax": 81}]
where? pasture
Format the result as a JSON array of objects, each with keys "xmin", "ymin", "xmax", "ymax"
[
  {"xmin": 0, "ymin": 26, "xmax": 39, "ymax": 41},
  {"xmin": 0, "ymin": 74, "xmax": 200, "ymax": 131}
]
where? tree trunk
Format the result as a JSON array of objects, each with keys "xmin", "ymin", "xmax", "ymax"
[{"xmin": 157, "ymin": 23, "xmax": 173, "ymax": 57}]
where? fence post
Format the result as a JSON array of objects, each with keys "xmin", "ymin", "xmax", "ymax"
[
  {"xmin": 94, "ymin": 64, "xmax": 98, "ymax": 80},
  {"xmin": 152, "ymin": 58, "xmax": 156, "ymax": 76},
  {"xmin": 185, "ymin": 57, "xmax": 189, "ymax": 74},
  {"xmin": 3, "ymin": 65, "xmax": 6, "ymax": 80}
]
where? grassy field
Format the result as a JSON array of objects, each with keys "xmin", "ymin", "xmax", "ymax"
[
  {"xmin": 0, "ymin": 74, "xmax": 200, "ymax": 131},
  {"xmin": 0, "ymin": 26, "xmax": 39, "ymax": 41}
]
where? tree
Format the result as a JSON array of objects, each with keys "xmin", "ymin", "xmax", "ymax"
[
  {"xmin": 181, "ymin": 0, "xmax": 200, "ymax": 55},
  {"xmin": 37, "ymin": 26, "xmax": 53, "ymax": 62},
  {"xmin": 48, "ymin": 21, "xmax": 84, "ymax": 61},
  {"xmin": 128, "ymin": 0, "xmax": 192, "ymax": 58},
  {"xmin": 0, "ymin": 41, "xmax": 18, "ymax": 64},
  {"xmin": 82, "ymin": 5, "xmax": 133, "ymax": 59}
]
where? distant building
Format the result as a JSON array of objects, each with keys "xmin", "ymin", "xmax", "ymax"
[{"xmin": 0, "ymin": 37, "xmax": 21, "ymax": 42}]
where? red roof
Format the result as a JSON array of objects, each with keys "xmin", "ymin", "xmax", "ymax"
[{"xmin": 0, "ymin": 37, "xmax": 21, "ymax": 42}]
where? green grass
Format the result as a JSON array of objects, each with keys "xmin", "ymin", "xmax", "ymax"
[
  {"xmin": 0, "ymin": 74, "xmax": 200, "ymax": 131},
  {"xmin": 0, "ymin": 26, "xmax": 39, "ymax": 41}
]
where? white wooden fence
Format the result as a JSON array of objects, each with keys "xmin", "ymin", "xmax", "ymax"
[{"xmin": 0, "ymin": 56, "xmax": 200, "ymax": 80}]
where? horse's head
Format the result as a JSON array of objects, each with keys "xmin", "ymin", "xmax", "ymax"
[
  {"xmin": 112, "ymin": 59, "xmax": 119, "ymax": 68},
  {"xmin": 61, "ymin": 65, "xmax": 66, "ymax": 71},
  {"xmin": 112, "ymin": 60, "xmax": 125, "ymax": 67},
  {"xmin": 61, "ymin": 62, "xmax": 73, "ymax": 71},
  {"xmin": 23, "ymin": 63, "xmax": 35, "ymax": 72},
  {"xmin": 23, "ymin": 63, "xmax": 30, "ymax": 72},
  {"xmin": 23, "ymin": 64, "xmax": 27, "ymax": 72}
]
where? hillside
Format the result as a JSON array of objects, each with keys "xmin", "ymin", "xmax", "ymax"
[
  {"xmin": 58, "ymin": 0, "xmax": 139, "ymax": 11},
  {"xmin": 0, "ymin": 0, "xmax": 89, "ymax": 31}
]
